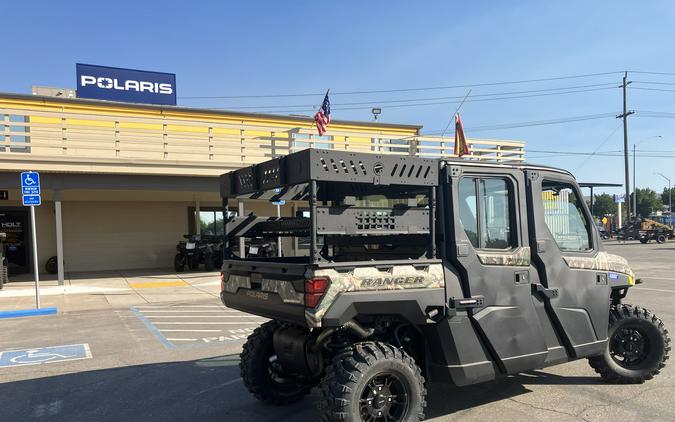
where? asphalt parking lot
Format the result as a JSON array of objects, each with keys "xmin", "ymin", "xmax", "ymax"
[{"xmin": 1, "ymin": 241, "xmax": 674, "ymax": 421}]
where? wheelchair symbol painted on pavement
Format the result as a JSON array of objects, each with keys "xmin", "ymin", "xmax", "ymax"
[{"xmin": 0, "ymin": 344, "xmax": 91, "ymax": 367}]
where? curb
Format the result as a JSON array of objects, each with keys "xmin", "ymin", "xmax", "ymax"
[{"xmin": 0, "ymin": 307, "xmax": 58, "ymax": 319}]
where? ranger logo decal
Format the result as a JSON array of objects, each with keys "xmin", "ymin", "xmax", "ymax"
[{"xmin": 362, "ymin": 276, "xmax": 425, "ymax": 288}]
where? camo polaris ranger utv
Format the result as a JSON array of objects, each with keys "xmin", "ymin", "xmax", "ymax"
[{"xmin": 219, "ymin": 149, "xmax": 670, "ymax": 422}]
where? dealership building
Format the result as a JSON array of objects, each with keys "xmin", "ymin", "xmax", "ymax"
[{"xmin": 0, "ymin": 66, "xmax": 525, "ymax": 283}]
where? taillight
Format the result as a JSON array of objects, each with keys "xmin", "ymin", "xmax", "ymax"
[
  {"xmin": 305, "ymin": 277, "xmax": 330, "ymax": 308},
  {"xmin": 220, "ymin": 272, "xmax": 226, "ymax": 292}
]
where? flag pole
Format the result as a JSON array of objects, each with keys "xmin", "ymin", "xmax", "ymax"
[{"xmin": 440, "ymin": 89, "xmax": 471, "ymax": 140}]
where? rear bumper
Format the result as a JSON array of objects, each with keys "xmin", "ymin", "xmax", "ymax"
[{"xmin": 220, "ymin": 290, "xmax": 307, "ymax": 326}]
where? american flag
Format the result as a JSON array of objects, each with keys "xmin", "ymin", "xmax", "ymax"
[{"xmin": 314, "ymin": 92, "xmax": 331, "ymax": 136}]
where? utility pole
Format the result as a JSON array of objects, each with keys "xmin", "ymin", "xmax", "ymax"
[{"xmin": 617, "ymin": 72, "xmax": 634, "ymax": 221}]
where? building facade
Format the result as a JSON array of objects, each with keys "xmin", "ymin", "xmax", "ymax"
[{"xmin": 0, "ymin": 92, "xmax": 525, "ymax": 279}]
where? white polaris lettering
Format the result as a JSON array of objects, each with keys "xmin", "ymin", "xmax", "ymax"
[
  {"xmin": 82, "ymin": 75, "xmax": 173, "ymax": 95},
  {"xmin": 125, "ymin": 80, "xmax": 140, "ymax": 91},
  {"xmin": 97, "ymin": 77, "xmax": 113, "ymax": 89},
  {"xmin": 159, "ymin": 83, "xmax": 173, "ymax": 94},
  {"xmin": 139, "ymin": 81, "xmax": 154, "ymax": 92},
  {"xmin": 80, "ymin": 75, "xmax": 96, "ymax": 86}
]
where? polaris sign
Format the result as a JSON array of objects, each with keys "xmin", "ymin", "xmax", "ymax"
[{"xmin": 76, "ymin": 63, "xmax": 176, "ymax": 105}]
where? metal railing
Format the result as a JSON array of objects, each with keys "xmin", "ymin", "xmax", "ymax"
[{"xmin": 1, "ymin": 107, "xmax": 525, "ymax": 175}]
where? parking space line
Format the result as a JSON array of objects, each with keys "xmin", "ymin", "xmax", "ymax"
[
  {"xmin": 137, "ymin": 310, "xmax": 241, "ymax": 313},
  {"xmin": 632, "ymin": 287, "xmax": 675, "ymax": 294},
  {"xmin": 144, "ymin": 315, "xmax": 264, "ymax": 319},
  {"xmin": 160, "ymin": 329, "xmax": 224, "ymax": 332},
  {"xmin": 151, "ymin": 321, "xmax": 263, "ymax": 325}
]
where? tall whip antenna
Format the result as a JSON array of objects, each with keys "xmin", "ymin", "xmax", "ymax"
[{"xmin": 440, "ymin": 89, "xmax": 472, "ymax": 139}]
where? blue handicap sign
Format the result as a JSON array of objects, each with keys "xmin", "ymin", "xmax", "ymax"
[
  {"xmin": 22, "ymin": 195, "xmax": 41, "ymax": 206},
  {"xmin": 272, "ymin": 200, "xmax": 286, "ymax": 206},
  {"xmin": 21, "ymin": 172, "xmax": 40, "ymax": 196},
  {"xmin": 0, "ymin": 344, "xmax": 91, "ymax": 367}
]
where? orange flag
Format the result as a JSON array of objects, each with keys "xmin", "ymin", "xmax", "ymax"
[{"xmin": 454, "ymin": 113, "xmax": 470, "ymax": 157}]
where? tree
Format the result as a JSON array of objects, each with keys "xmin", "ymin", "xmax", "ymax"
[
  {"xmin": 630, "ymin": 188, "xmax": 663, "ymax": 218},
  {"xmin": 661, "ymin": 187, "xmax": 675, "ymax": 209},
  {"xmin": 591, "ymin": 193, "xmax": 616, "ymax": 218}
]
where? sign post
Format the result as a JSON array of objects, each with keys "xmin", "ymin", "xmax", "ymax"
[
  {"xmin": 614, "ymin": 194, "xmax": 625, "ymax": 229},
  {"xmin": 21, "ymin": 171, "xmax": 41, "ymax": 309}
]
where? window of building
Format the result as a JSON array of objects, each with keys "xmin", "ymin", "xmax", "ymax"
[
  {"xmin": 371, "ymin": 137, "xmax": 410, "ymax": 154},
  {"xmin": 541, "ymin": 181, "xmax": 592, "ymax": 252},
  {"xmin": 188, "ymin": 207, "xmax": 235, "ymax": 236},
  {"xmin": 458, "ymin": 177, "xmax": 515, "ymax": 249},
  {"xmin": 292, "ymin": 133, "xmax": 332, "ymax": 151},
  {"xmin": 2, "ymin": 115, "xmax": 31, "ymax": 153}
]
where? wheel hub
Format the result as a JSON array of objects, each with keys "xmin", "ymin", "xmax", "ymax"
[
  {"xmin": 610, "ymin": 326, "xmax": 651, "ymax": 369},
  {"xmin": 359, "ymin": 374, "xmax": 409, "ymax": 421}
]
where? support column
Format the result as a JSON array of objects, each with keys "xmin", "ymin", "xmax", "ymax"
[
  {"xmin": 54, "ymin": 190, "xmax": 65, "ymax": 286},
  {"xmin": 195, "ymin": 198, "xmax": 201, "ymax": 235},
  {"xmin": 238, "ymin": 200, "xmax": 246, "ymax": 258}
]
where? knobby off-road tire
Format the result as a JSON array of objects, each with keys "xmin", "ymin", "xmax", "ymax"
[
  {"xmin": 240, "ymin": 321, "xmax": 317, "ymax": 405},
  {"xmin": 589, "ymin": 304, "xmax": 670, "ymax": 384},
  {"xmin": 319, "ymin": 341, "xmax": 426, "ymax": 422}
]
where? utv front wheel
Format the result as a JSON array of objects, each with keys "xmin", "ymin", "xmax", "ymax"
[
  {"xmin": 589, "ymin": 304, "xmax": 670, "ymax": 383},
  {"xmin": 319, "ymin": 342, "xmax": 426, "ymax": 422},
  {"xmin": 240, "ymin": 321, "xmax": 316, "ymax": 405}
]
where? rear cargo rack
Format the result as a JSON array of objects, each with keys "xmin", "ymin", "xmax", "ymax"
[{"xmin": 220, "ymin": 149, "xmax": 439, "ymax": 263}]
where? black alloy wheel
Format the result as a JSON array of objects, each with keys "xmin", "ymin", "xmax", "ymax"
[
  {"xmin": 359, "ymin": 372, "xmax": 410, "ymax": 422},
  {"xmin": 610, "ymin": 325, "xmax": 651, "ymax": 369}
]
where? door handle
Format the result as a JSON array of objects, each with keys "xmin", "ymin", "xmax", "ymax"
[{"xmin": 532, "ymin": 283, "xmax": 559, "ymax": 299}]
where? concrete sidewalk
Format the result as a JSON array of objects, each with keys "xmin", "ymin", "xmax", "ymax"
[{"xmin": 0, "ymin": 269, "xmax": 222, "ymax": 312}]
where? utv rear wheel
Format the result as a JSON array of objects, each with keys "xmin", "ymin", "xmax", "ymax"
[
  {"xmin": 240, "ymin": 321, "xmax": 317, "ymax": 405},
  {"xmin": 319, "ymin": 341, "xmax": 426, "ymax": 422},
  {"xmin": 589, "ymin": 304, "xmax": 670, "ymax": 383},
  {"xmin": 656, "ymin": 234, "xmax": 667, "ymax": 244}
]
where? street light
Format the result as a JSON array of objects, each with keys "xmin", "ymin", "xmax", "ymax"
[
  {"xmin": 633, "ymin": 135, "xmax": 662, "ymax": 217},
  {"xmin": 655, "ymin": 172, "xmax": 672, "ymax": 228}
]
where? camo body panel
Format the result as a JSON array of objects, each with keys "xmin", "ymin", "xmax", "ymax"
[
  {"xmin": 477, "ymin": 247, "xmax": 531, "ymax": 267},
  {"xmin": 224, "ymin": 274, "xmax": 250, "ymax": 293},
  {"xmin": 562, "ymin": 252, "xmax": 634, "ymax": 277},
  {"xmin": 306, "ymin": 263, "xmax": 445, "ymax": 327},
  {"xmin": 224, "ymin": 274, "xmax": 303, "ymax": 304},
  {"xmin": 261, "ymin": 278, "xmax": 304, "ymax": 304}
]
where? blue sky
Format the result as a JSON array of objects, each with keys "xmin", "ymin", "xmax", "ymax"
[{"xmin": 3, "ymin": 1, "xmax": 675, "ymax": 194}]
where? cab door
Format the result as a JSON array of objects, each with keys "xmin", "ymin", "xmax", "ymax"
[
  {"xmin": 525, "ymin": 170, "xmax": 610, "ymax": 358},
  {"xmin": 447, "ymin": 165, "xmax": 547, "ymax": 374}
]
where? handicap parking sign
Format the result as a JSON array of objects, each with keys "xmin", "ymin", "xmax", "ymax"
[
  {"xmin": 0, "ymin": 344, "xmax": 91, "ymax": 367},
  {"xmin": 21, "ymin": 171, "xmax": 40, "ymax": 195}
]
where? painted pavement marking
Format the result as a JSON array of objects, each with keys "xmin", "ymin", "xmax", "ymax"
[
  {"xmin": 132, "ymin": 305, "xmax": 264, "ymax": 349},
  {"xmin": 0, "ymin": 344, "xmax": 92, "ymax": 368}
]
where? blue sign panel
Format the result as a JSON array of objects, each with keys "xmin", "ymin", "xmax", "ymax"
[
  {"xmin": 22, "ymin": 195, "xmax": 41, "ymax": 206},
  {"xmin": 76, "ymin": 63, "xmax": 177, "ymax": 105},
  {"xmin": 21, "ymin": 171, "xmax": 40, "ymax": 195},
  {"xmin": 0, "ymin": 344, "xmax": 91, "ymax": 367}
]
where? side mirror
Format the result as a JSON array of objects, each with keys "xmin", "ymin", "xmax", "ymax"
[{"xmin": 635, "ymin": 278, "xmax": 643, "ymax": 285}]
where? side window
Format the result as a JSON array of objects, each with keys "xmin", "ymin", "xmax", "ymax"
[
  {"xmin": 458, "ymin": 177, "xmax": 515, "ymax": 249},
  {"xmin": 541, "ymin": 181, "xmax": 592, "ymax": 252}
]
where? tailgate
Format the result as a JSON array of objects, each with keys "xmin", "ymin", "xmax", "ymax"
[{"xmin": 220, "ymin": 259, "xmax": 308, "ymax": 325}]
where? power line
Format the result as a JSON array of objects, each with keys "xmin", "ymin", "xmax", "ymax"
[
  {"xmin": 177, "ymin": 71, "xmax": 622, "ymax": 99},
  {"xmin": 573, "ymin": 122, "xmax": 623, "ymax": 171},
  {"xmin": 190, "ymin": 83, "xmax": 618, "ymax": 111},
  {"xmin": 252, "ymin": 87, "xmax": 618, "ymax": 114}
]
